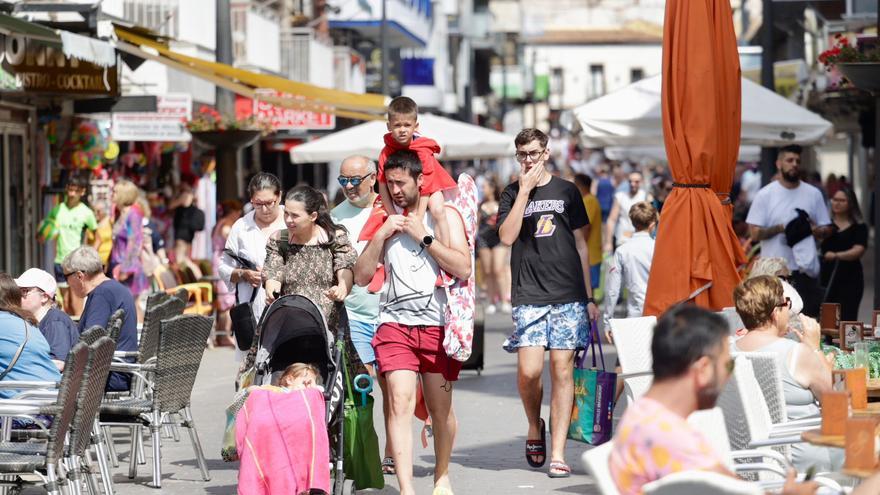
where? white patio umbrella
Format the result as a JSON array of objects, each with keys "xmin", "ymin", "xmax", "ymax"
[
  {"xmin": 573, "ymin": 75, "xmax": 833, "ymax": 147},
  {"xmin": 290, "ymin": 113, "xmax": 516, "ymax": 163}
]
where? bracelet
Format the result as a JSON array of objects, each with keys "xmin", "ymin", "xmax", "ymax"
[{"xmin": 586, "ymin": 297, "xmax": 595, "ymax": 305}]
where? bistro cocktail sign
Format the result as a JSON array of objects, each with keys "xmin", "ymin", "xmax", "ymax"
[{"xmin": 0, "ymin": 34, "xmax": 118, "ymax": 96}]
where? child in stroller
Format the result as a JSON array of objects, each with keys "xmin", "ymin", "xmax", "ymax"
[{"xmin": 236, "ymin": 362, "xmax": 331, "ymax": 494}]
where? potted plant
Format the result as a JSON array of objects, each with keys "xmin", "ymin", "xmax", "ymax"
[
  {"xmin": 818, "ymin": 34, "xmax": 880, "ymax": 93},
  {"xmin": 185, "ymin": 106, "xmax": 274, "ymax": 148}
]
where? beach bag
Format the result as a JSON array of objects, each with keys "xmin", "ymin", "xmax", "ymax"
[
  {"xmin": 220, "ymin": 386, "xmax": 251, "ymax": 462},
  {"xmin": 342, "ymin": 358, "xmax": 383, "ymax": 489},
  {"xmin": 568, "ymin": 320, "xmax": 616, "ymax": 445}
]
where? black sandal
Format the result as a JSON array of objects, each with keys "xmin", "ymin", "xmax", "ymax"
[{"xmin": 525, "ymin": 418, "xmax": 546, "ymax": 468}]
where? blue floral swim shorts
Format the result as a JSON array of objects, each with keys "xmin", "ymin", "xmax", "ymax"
[{"xmin": 502, "ymin": 302, "xmax": 590, "ymax": 352}]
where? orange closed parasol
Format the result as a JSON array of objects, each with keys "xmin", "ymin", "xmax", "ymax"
[{"xmin": 642, "ymin": 0, "xmax": 747, "ymax": 315}]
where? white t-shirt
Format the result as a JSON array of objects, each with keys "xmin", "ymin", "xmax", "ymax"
[
  {"xmin": 378, "ymin": 212, "xmax": 446, "ymax": 327},
  {"xmin": 745, "ymin": 181, "xmax": 830, "ymax": 278},
  {"xmin": 218, "ymin": 208, "xmax": 286, "ymax": 362},
  {"xmin": 613, "ymin": 189, "xmax": 648, "ymax": 246}
]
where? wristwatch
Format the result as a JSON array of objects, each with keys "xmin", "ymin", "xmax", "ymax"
[
  {"xmin": 586, "ymin": 297, "xmax": 596, "ymax": 305},
  {"xmin": 420, "ymin": 235, "xmax": 434, "ymax": 249}
]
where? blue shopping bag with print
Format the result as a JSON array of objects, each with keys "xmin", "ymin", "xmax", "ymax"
[{"xmin": 568, "ymin": 320, "xmax": 616, "ymax": 445}]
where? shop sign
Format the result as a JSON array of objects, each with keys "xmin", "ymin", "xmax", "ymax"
[
  {"xmin": 110, "ymin": 93, "xmax": 192, "ymax": 142},
  {"xmin": 237, "ymin": 89, "xmax": 335, "ymax": 131},
  {"xmin": 0, "ymin": 34, "xmax": 118, "ymax": 95}
]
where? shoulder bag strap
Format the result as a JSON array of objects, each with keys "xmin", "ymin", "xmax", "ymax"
[
  {"xmin": 588, "ymin": 319, "xmax": 607, "ymax": 371},
  {"xmin": 0, "ymin": 320, "xmax": 29, "ymax": 381}
]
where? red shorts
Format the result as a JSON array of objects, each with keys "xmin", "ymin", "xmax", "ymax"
[{"xmin": 372, "ymin": 322, "xmax": 463, "ymax": 381}]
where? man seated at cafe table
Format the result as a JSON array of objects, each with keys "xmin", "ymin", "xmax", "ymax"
[{"xmin": 610, "ymin": 305, "xmax": 849, "ymax": 495}]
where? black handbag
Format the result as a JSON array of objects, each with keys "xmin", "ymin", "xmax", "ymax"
[{"xmin": 230, "ymin": 283, "xmax": 258, "ymax": 352}]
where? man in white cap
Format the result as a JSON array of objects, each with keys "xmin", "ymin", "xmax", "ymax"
[{"xmin": 15, "ymin": 268, "xmax": 79, "ymax": 370}]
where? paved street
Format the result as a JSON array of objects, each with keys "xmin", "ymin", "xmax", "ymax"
[
  {"xmin": 23, "ymin": 246, "xmax": 875, "ymax": 494},
  {"xmin": 57, "ymin": 310, "xmax": 610, "ymax": 495}
]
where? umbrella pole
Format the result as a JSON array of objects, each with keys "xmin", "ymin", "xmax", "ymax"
[
  {"xmin": 873, "ymin": 95, "xmax": 880, "ymax": 310},
  {"xmin": 875, "ymin": 1, "xmax": 880, "ymax": 310},
  {"xmin": 759, "ymin": 0, "xmax": 776, "ymax": 186}
]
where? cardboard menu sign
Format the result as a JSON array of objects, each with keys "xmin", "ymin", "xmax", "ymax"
[
  {"xmin": 834, "ymin": 368, "xmax": 868, "ymax": 410},
  {"xmin": 840, "ymin": 321, "xmax": 864, "ymax": 351},
  {"xmin": 821, "ymin": 391, "xmax": 850, "ymax": 436},
  {"xmin": 821, "ymin": 303, "xmax": 840, "ymax": 331},
  {"xmin": 845, "ymin": 417, "xmax": 879, "ymax": 471}
]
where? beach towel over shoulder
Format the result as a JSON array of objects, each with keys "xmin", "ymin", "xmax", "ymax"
[{"xmin": 441, "ymin": 173, "xmax": 477, "ymax": 362}]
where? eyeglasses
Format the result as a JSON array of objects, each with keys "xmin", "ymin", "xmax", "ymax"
[
  {"xmin": 20, "ymin": 287, "xmax": 43, "ymax": 297},
  {"xmin": 63, "ymin": 271, "xmax": 79, "ymax": 280},
  {"xmin": 337, "ymin": 174, "xmax": 373, "ymax": 187},
  {"xmin": 514, "ymin": 149, "xmax": 545, "ymax": 162},
  {"xmin": 251, "ymin": 199, "xmax": 277, "ymax": 210},
  {"xmin": 777, "ymin": 297, "xmax": 792, "ymax": 310}
]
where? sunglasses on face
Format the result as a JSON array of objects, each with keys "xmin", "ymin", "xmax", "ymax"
[
  {"xmin": 337, "ymin": 174, "xmax": 372, "ymax": 187},
  {"xmin": 777, "ymin": 297, "xmax": 792, "ymax": 310}
]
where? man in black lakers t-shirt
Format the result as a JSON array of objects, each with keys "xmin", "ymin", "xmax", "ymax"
[{"xmin": 497, "ymin": 128, "xmax": 599, "ymax": 479}]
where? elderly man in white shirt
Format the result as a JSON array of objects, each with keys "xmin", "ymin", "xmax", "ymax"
[
  {"xmin": 218, "ymin": 173, "xmax": 286, "ymax": 364},
  {"xmin": 603, "ymin": 201, "xmax": 658, "ymax": 339}
]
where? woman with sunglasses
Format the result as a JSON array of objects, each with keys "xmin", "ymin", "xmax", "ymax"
[
  {"xmin": 218, "ymin": 173, "xmax": 286, "ymax": 366},
  {"xmin": 731, "ymin": 275, "xmax": 839, "ymax": 471}
]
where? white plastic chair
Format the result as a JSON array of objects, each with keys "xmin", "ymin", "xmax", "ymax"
[
  {"xmin": 581, "ymin": 442, "xmax": 619, "ymax": 495},
  {"xmin": 724, "ymin": 356, "xmax": 842, "ymax": 492},
  {"xmin": 688, "ymin": 407, "xmax": 795, "ymax": 483},
  {"xmin": 643, "ymin": 470, "xmax": 764, "ymax": 495},
  {"xmin": 609, "ymin": 316, "xmax": 657, "ymax": 403}
]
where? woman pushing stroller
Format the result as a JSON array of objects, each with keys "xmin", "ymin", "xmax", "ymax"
[{"xmin": 239, "ymin": 184, "xmax": 365, "ymax": 377}]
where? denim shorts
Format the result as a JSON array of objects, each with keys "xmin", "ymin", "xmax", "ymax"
[
  {"xmin": 349, "ymin": 319, "xmax": 378, "ymax": 365},
  {"xmin": 503, "ymin": 302, "xmax": 589, "ymax": 352}
]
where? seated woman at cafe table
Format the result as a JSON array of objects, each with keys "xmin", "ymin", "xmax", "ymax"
[{"xmin": 731, "ymin": 275, "xmax": 841, "ymax": 471}]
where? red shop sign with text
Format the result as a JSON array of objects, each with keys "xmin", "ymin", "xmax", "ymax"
[{"xmin": 236, "ymin": 89, "xmax": 336, "ymax": 131}]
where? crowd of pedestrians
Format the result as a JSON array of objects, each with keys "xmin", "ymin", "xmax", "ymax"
[{"xmin": 1, "ymin": 93, "xmax": 875, "ymax": 495}]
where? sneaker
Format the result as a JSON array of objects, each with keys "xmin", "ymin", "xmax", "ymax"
[
  {"xmin": 485, "ymin": 304, "xmax": 497, "ymax": 315},
  {"xmin": 500, "ymin": 302, "xmax": 512, "ymax": 313}
]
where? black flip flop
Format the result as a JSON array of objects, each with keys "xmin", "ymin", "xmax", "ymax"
[{"xmin": 525, "ymin": 418, "xmax": 546, "ymax": 468}]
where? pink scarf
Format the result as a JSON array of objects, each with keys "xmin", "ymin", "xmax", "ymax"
[{"xmin": 236, "ymin": 388, "xmax": 330, "ymax": 494}]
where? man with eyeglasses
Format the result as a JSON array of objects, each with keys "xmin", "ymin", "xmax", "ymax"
[
  {"xmin": 15, "ymin": 268, "xmax": 79, "ymax": 370},
  {"xmin": 498, "ymin": 128, "xmax": 599, "ymax": 478},
  {"xmin": 61, "ymin": 246, "xmax": 138, "ymax": 391},
  {"xmin": 330, "ymin": 155, "xmax": 395, "ymax": 469}
]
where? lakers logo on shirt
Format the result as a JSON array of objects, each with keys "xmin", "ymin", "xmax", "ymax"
[{"xmin": 534, "ymin": 214, "xmax": 556, "ymax": 237}]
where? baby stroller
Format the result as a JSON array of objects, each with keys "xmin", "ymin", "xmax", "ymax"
[{"xmin": 252, "ymin": 294, "xmax": 351, "ymax": 495}]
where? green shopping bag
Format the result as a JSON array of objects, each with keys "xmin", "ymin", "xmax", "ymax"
[{"xmin": 342, "ymin": 361, "xmax": 384, "ymax": 490}]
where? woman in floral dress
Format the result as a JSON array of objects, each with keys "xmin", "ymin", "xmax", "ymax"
[{"xmin": 241, "ymin": 185, "xmax": 363, "ymax": 374}]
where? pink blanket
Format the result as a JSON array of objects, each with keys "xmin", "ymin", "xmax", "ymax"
[{"xmin": 236, "ymin": 388, "xmax": 330, "ymax": 494}]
